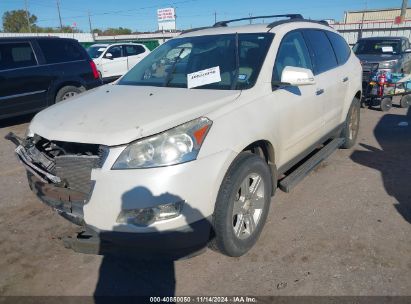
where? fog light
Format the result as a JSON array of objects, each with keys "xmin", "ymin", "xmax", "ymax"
[{"xmin": 117, "ymin": 201, "xmax": 184, "ymax": 226}]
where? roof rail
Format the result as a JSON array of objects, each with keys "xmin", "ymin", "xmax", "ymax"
[
  {"xmin": 180, "ymin": 26, "xmax": 213, "ymax": 35},
  {"xmin": 213, "ymin": 14, "xmax": 303, "ymax": 27},
  {"xmin": 267, "ymin": 18, "xmax": 331, "ymax": 29}
]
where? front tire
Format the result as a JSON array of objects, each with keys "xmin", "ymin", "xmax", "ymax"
[
  {"xmin": 211, "ymin": 153, "xmax": 273, "ymax": 257},
  {"xmin": 341, "ymin": 97, "xmax": 360, "ymax": 149},
  {"xmin": 380, "ymin": 97, "xmax": 392, "ymax": 112}
]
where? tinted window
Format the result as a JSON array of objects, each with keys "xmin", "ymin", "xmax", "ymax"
[
  {"xmin": 353, "ymin": 39, "xmax": 401, "ymax": 55},
  {"xmin": 125, "ymin": 45, "xmax": 146, "ymax": 56},
  {"xmin": 38, "ymin": 39, "xmax": 84, "ymax": 64},
  {"xmin": 326, "ymin": 31, "xmax": 351, "ymax": 65},
  {"xmin": 0, "ymin": 42, "xmax": 37, "ymax": 70},
  {"xmin": 106, "ymin": 45, "xmax": 122, "ymax": 58},
  {"xmin": 273, "ymin": 31, "xmax": 312, "ymax": 81},
  {"xmin": 303, "ymin": 30, "xmax": 338, "ymax": 74}
]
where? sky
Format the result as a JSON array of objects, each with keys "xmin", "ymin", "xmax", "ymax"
[{"xmin": 0, "ymin": 0, "xmax": 407, "ymax": 32}]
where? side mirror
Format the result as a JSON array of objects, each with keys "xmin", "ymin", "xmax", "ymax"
[
  {"xmin": 280, "ymin": 66, "xmax": 315, "ymax": 86},
  {"xmin": 404, "ymin": 49, "xmax": 411, "ymax": 53},
  {"xmin": 105, "ymin": 52, "xmax": 113, "ymax": 59}
]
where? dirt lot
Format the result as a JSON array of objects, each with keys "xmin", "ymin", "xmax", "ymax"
[{"xmin": 0, "ymin": 106, "xmax": 410, "ymax": 296}]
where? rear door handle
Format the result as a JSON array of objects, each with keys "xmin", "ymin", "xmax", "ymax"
[
  {"xmin": 343, "ymin": 76, "xmax": 349, "ymax": 82},
  {"xmin": 316, "ymin": 89, "xmax": 324, "ymax": 95}
]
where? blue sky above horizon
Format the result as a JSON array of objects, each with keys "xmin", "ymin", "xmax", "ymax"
[{"xmin": 0, "ymin": 0, "xmax": 406, "ymax": 32}]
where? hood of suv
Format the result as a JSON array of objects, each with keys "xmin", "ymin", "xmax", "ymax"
[{"xmin": 29, "ymin": 85, "xmax": 240, "ymax": 146}]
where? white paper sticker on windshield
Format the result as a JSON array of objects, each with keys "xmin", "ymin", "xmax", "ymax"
[
  {"xmin": 382, "ymin": 46, "xmax": 393, "ymax": 53},
  {"xmin": 98, "ymin": 48, "xmax": 106, "ymax": 51},
  {"xmin": 187, "ymin": 66, "xmax": 221, "ymax": 89}
]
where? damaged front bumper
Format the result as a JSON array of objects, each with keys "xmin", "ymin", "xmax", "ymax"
[{"xmin": 13, "ymin": 135, "xmax": 102, "ymax": 226}]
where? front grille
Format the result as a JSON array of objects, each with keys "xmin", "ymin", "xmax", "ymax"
[{"xmin": 55, "ymin": 155, "xmax": 100, "ymax": 194}]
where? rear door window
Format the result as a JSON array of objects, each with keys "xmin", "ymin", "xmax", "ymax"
[
  {"xmin": 0, "ymin": 42, "xmax": 37, "ymax": 70},
  {"xmin": 106, "ymin": 45, "xmax": 123, "ymax": 58},
  {"xmin": 273, "ymin": 31, "xmax": 313, "ymax": 81},
  {"xmin": 37, "ymin": 39, "xmax": 84, "ymax": 64},
  {"xmin": 124, "ymin": 45, "xmax": 146, "ymax": 56},
  {"xmin": 325, "ymin": 31, "xmax": 351, "ymax": 65},
  {"xmin": 303, "ymin": 30, "xmax": 338, "ymax": 74}
]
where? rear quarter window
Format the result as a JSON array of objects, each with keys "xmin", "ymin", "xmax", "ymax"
[
  {"xmin": 303, "ymin": 29, "xmax": 338, "ymax": 75},
  {"xmin": 37, "ymin": 39, "xmax": 85, "ymax": 64},
  {"xmin": 325, "ymin": 31, "xmax": 351, "ymax": 65}
]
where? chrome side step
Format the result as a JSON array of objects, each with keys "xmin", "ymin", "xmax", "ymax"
[{"xmin": 279, "ymin": 138, "xmax": 345, "ymax": 193}]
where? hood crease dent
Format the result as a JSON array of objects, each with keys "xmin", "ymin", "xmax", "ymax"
[{"xmin": 29, "ymin": 85, "xmax": 240, "ymax": 146}]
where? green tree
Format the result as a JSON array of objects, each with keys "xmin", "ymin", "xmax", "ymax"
[
  {"xmin": 2, "ymin": 10, "xmax": 37, "ymax": 33},
  {"xmin": 103, "ymin": 27, "xmax": 132, "ymax": 35}
]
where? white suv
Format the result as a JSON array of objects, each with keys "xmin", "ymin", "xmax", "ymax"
[
  {"xmin": 15, "ymin": 15, "xmax": 362, "ymax": 258},
  {"xmin": 87, "ymin": 43, "xmax": 150, "ymax": 81}
]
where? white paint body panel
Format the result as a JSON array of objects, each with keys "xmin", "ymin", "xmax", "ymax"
[
  {"xmin": 28, "ymin": 21, "xmax": 362, "ymax": 233},
  {"xmin": 92, "ymin": 43, "xmax": 150, "ymax": 79}
]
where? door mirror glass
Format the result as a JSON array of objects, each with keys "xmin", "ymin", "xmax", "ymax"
[
  {"xmin": 105, "ymin": 52, "xmax": 113, "ymax": 59},
  {"xmin": 280, "ymin": 66, "xmax": 315, "ymax": 86}
]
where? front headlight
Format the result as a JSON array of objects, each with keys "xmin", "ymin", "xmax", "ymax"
[
  {"xmin": 112, "ymin": 117, "xmax": 212, "ymax": 169},
  {"xmin": 380, "ymin": 60, "xmax": 398, "ymax": 68}
]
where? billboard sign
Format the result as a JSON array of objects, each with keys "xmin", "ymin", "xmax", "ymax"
[{"xmin": 157, "ymin": 7, "xmax": 176, "ymax": 31}]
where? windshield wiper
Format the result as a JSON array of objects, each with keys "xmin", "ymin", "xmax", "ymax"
[
  {"xmin": 164, "ymin": 47, "xmax": 186, "ymax": 87},
  {"xmin": 231, "ymin": 32, "xmax": 240, "ymax": 90}
]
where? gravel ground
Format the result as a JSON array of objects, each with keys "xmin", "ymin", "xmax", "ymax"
[{"xmin": 0, "ymin": 106, "xmax": 410, "ymax": 296}]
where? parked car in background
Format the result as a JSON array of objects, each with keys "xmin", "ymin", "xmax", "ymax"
[
  {"xmin": 353, "ymin": 36, "xmax": 411, "ymax": 84},
  {"xmin": 87, "ymin": 43, "xmax": 150, "ymax": 82},
  {"xmin": 0, "ymin": 37, "xmax": 102, "ymax": 120}
]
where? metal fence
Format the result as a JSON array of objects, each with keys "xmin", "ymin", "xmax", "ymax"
[{"xmin": 331, "ymin": 20, "xmax": 411, "ymax": 45}]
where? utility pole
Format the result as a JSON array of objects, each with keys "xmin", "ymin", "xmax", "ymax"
[
  {"xmin": 359, "ymin": 0, "xmax": 367, "ymax": 39},
  {"xmin": 24, "ymin": 0, "xmax": 31, "ymax": 33},
  {"xmin": 400, "ymin": 0, "xmax": 408, "ymax": 23},
  {"xmin": 249, "ymin": 13, "xmax": 252, "ymax": 24},
  {"xmin": 214, "ymin": 11, "xmax": 217, "ymax": 24},
  {"xmin": 88, "ymin": 11, "xmax": 95, "ymax": 41},
  {"xmin": 56, "ymin": 0, "xmax": 63, "ymax": 31}
]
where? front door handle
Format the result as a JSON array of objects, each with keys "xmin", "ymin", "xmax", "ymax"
[
  {"xmin": 316, "ymin": 88, "xmax": 324, "ymax": 95},
  {"xmin": 343, "ymin": 76, "xmax": 349, "ymax": 82}
]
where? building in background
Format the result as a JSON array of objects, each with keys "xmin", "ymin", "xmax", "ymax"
[{"xmin": 344, "ymin": 7, "xmax": 411, "ymax": 23}]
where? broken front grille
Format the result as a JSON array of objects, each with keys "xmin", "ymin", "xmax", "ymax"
[
  {"xmin": 18, "ymin": 135, "xmax": 106, "ymax": 195},
  {"xmin": 55, "ymin": 155, "xmax": 100, "ymax": 194}
]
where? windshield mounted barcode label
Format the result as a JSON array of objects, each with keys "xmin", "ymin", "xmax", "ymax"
[{"xmin": 187, "ymin": 66, "xmax": 221, "ymax": 89}]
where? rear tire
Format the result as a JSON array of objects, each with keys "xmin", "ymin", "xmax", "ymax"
[
  {"xmin": 400, "ymin": 95, "xmax": 411, "ymax": 108},
  {"xmin": 380, "ymin": 97, "xmax": 392, "ymax": 112},
  {"xmin": 55, "ymin": 86, "xmax": 84, "ymax": 103},
  {"xmin": 340, "ymin": 97, "xmax": 360, "ymax": 149},
  {"xmin": 210, "ymin": 153, "xmax": 273, "ymax": 257}
]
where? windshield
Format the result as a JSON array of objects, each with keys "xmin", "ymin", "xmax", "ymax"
[
  {"xmin": 353, "ymin": 39, "xmax": 401, "ymax": 55},
  {"xmin": 87, "ymin": 46, "xmax": 106, "ymax": 59},
  {"xmin": 118, "ymin": 33, "xmax": 273, "ymax": 90}
]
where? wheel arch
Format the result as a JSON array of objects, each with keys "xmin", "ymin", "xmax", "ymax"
[
  {"xmin": 48, "ymin": 80, "xmax": 86, "ymax": 105},
  {"xmin": 241, "ymin": 139, "xmax": 277, "ymax": 195}
]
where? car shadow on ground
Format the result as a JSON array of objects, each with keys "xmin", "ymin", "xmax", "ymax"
[
  {"xmin": 93, "ymin": 187, "xmax": 212, "ymax": 299},
  {"xmin": 350, "ymin": 107, "xmax": 411, "ymax": 223},
  {"xmin": 0, "ymin": 113, "xmax": 34, "ymax": 128}
]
